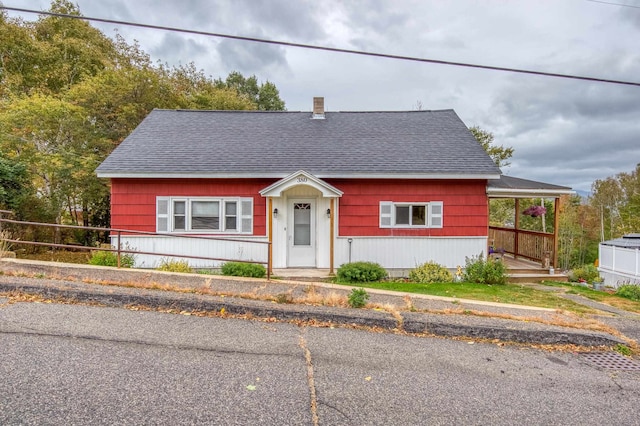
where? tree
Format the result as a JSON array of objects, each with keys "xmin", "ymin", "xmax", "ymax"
[
  {"xmin": 590, "ymin": 164, "xmax": 640, "ymax": 239},
  {"xmin": 469, "ymin": 126, "xmax": 514, "ymax": 168},
  {"xmin": 0, "ymin": 0, "xmax": 288, "ymax": 239},
  {"xmin": 0, "ymin": 94, "xmax": 99, "ymax": 226},
  {"xmin": 215, "ymin": 71, "xmax": 286, "ymax": 111},
  {"xmin": 0, "ymin": 155, "xmax": 31, "ymax": 213}
]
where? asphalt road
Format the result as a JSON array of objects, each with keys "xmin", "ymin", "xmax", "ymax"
[{"xmin": 0, "ymin": 299, "xmax": 639, "ymax": 425}]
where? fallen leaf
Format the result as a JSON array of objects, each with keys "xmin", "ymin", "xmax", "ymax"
[
  {"xmin": 246, "ymin": 385, "xmax": 257, "ymax": 391},
  {"xmin": 364, "ymin": 376, "xmax": 372, "ymax": 381},
  {"xmin": 220, "ymin": 308, "xmax": 226, "ymax": 315}
]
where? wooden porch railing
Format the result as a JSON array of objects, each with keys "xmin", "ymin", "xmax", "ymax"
[{"xmin": 489, "ymin": 226, "xmax": 555, "ymax": 267}]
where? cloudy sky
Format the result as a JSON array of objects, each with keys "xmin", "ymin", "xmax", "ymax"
[{"xmin": 7, "ymin": 0, "xmax": 640, "ymax": 192}]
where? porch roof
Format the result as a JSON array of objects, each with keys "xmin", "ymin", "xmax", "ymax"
[
  {"xmin": 601, "ymin": 234, "xmax": 640, "ymax": 249},
  {"xmin": 487, "ymin": 175, "xmax": 573, "ymax": 198},
  {"xmin": 259, "ymin": 170, "xmax": 343, "ymax": 198}
]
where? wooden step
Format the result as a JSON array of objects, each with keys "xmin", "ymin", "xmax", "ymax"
[{"xmin": 508, "ymin": 273, "xmax": 568, "ymax": 284}]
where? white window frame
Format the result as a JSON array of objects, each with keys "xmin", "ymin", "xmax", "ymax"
[
  {"xmin": 379, "ymin": 201, "xmax": 443, "ymax": 229},
  {"xmin": 156, "ymin": 196, "xmax": 253, "ymax": 234}
]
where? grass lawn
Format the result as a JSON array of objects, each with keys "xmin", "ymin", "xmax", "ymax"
[
  {"xmin": 541, "ymin": 281, "xmax": 640, "ymax": 314},
  {"xmin": 333, "ymin": 280, "xmax": 599, "ymax": 314}
]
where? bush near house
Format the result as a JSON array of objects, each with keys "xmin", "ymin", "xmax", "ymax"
[
  {"xmin": 568, "ymin": 264, "xmax": 600, "ymax": 283},
  {"xmin": 337, "ymin": 261, "xmax": 387, "ymax": 283},
  {"xmin": 88, "ymin": 250, "xmax": 135, "ymax": 268},
  {"xmin": 463, "ymin": 254, "xmax": 507, "ymax": 285},
  {"xmin": 409, "ymin": 261, "xmax": 453, "ymax": 283},
  {"xmin": 156, "ymin": 259, "xmax": 193, "ymax": 273},
  {"xmin": 616, "ymin": 284, "xmax": 640, "ymax": 301},
  {"xmin": 221, "ymin": 262, "xmax": 266, "ymax": 278}
]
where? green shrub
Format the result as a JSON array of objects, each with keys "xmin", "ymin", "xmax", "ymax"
[
  {"xmin": 616, "ymin": 284, "xmax": 640, "ymax": 301},
  {"xmin": 88, "ymin": 250, "xmax": 135, "ymax": 268},
  {"xmin": 614, "ymin": 343, "xmax": 633, "ymax": 357},
  {"xmin": 569, "ymin": 264, "xmax": 600, "ymax": 283},
  {"xmin": 156, "ymin": 258, "xmax": 193, "ymax": 273},
  {"xmin": 463, "ymin": 253, "xmax": 507, "ymax": 285},
  {"xmin": 337, "ymin": 261, "xmax": 387, "ymax": 283},
  {"xmin": 348, "ymin": 288, "xmax": 370, "ymax": 308},
  {"xmin": 221, "ymin": 262, "xmax": 266, "ymax": 278},
  {"xmin": 409, "ymin": 261, "xmax": 453, "ymax": 283}
]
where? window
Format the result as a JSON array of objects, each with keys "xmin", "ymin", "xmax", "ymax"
[
  {"xmin": 379, "ymin": 201, "xmax": 443, "ymax": 228},
  {"xmin": 156, "ymin": 197, "xmax": 253, "ymax": 234}
]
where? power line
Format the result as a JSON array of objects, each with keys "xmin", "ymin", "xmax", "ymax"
[
  {"xmin": 586, "ymin": 0, "xmax": 640, "ymax": 9},
  {"xmin": 2, "ymin": 6, "xmax": 640, "ymax": 88}
]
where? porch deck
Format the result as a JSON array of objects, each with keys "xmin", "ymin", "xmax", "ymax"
[{"xmin": 501, "ymin": 254, "xmax": 568, "ymax": 283}]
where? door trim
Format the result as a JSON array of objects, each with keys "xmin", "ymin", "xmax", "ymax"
[{"xmin": 287, "ymin": 198, "xmax": 316, "ymax": 267}]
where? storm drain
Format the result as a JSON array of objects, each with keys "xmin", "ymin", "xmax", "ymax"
[{"xmin": 581, "ymin": 352, "xmax": 640, "ymax": 371}]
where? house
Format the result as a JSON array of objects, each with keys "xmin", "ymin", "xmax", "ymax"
[
  {"xmin": 598, "ymin": 234, "xmax": 640, "ymax": 288},
  {"xmin": 96, "ymin": 97, "xmax": 568, "ymax": 274}
]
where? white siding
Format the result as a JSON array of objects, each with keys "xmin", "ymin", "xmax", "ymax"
[
  {"xmin": 113, "ymin": 233, "xmax": 489, "ymax": 275},
  {"xmin": 334, "ymin": 236, "xmax": 488, "ymax": 270},
  {"xmin": 598, "ymin": 244, "xmax": 640, "ymax": 288},
  {"xmin": 112, "ymin": 235, "xmax": 269, "ymax": 269}
]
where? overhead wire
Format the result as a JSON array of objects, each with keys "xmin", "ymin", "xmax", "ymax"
[
  {"xmin": 2, "ymin": 6, "xmax": 640, "ymax": 88},
  {"xmin": 585, "ymin": 0, "xmax": 640, "ymax": 9}
]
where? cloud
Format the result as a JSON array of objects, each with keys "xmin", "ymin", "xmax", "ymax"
[
  {"xmin": 12, "ymin": 0, "xmax": 640, "ymax": 193},
  {"xmin": 216, "ymin": 36, "xmax": 289, "ymax": 75}
]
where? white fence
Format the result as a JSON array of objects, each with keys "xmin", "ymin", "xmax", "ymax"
[{"xmin": 598, "ymin": 244, "xmax": 640, "ymax": 288}]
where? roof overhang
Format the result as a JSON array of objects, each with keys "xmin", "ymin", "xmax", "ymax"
[
  {"xmin": 487, "ymin": 188, "xmax": 575, "ymax": 198},
  {"xmin": 259, "ymin": 170, "xmax": 343, "ymax": 198},
  {"xmin": 487, "ymin": 175, "xmax": 574, "ymax": 198},
  {"xmin": 96, "ymin": 171, "xmax": 501, "ymax": 180}
]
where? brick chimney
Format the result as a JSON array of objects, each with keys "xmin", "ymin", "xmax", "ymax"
[{"xmin": 312, "ymin": 97, "xmax": 325, "ymax": 119}]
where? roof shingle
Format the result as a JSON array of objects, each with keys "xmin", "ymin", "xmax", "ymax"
[{"xmin": 96, "ymin": 108, "xmax": 501, "ymax": 178}]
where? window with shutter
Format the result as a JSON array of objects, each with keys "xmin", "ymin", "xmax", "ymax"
[
  {"xmin": 380, "ymin": 202, "xmax": 393, "ymax": 228},
  {"xmin": 155, "ymin": 196, "xmax": 253, "ymax": 234},
  {"xmin": 379, "ymin": 201, "xmax": 443, "ymax": 229},
  {"xmin": 429, "ymin": 202, "xmax": 443, "ymax": 228},
  {"xmin": 156, "ymin": 197, "xmax": 169, "ymax": 232},
  {"xmin": 240, "ymin": 198, "xmax": 253, "ymax": 233}
]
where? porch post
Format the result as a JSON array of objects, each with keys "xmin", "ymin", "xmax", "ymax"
[
  {"xmin": 268, "ymin": 197, "xmax": 273, "ymax": 276},
  {"xmin": 514, "ymin": 198, "xmax": 520, "ymax": 258},
  {"xmin": 329, "ymin": 198, "xmax": 335, "ymax": 275},
  {"xmin": 553, "ymin": 196, "xmax": 560, "ymax": 269}
]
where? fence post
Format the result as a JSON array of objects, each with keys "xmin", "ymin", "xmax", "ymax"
[{"xmin": 117, "ymin": 230, "xmax": 122, "ymax": 268}]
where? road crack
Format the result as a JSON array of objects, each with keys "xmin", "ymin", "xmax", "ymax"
[{"xmin": 299, "ymin": 328, "xmax": 319, "ymax": 426}]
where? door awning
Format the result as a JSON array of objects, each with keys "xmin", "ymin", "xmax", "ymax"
[{"xmin": 259, "ymin": 170, "xmax": 343, "ymax": 198}]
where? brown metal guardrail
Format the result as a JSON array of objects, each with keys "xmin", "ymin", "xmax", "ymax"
[{"xmin": 0, "ymin": 211, "xmax": 272, "ymax": 279}]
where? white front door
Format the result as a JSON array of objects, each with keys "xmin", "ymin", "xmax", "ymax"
[{"xmin": 288, "ymin": 199, "xmax": 316, "ymax": 267}]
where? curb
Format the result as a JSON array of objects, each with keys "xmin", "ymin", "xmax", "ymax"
[{"xmin": 0, "ymin": 280, "xmax": 624, "ymax": 348}]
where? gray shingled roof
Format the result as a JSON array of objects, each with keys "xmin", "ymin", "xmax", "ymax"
[
  {"xmin": 96, "ymin": 109, "xmax": 501, "ymax": 178},
  {"xmin": 601, "ymin": 234, "xmax": 640, "ymax": 249},
  {"xmin": 488, "ymin": 175, "xmax": 572, "ymax": 191}
]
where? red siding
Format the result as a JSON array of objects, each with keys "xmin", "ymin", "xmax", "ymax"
[
  {"xmin": 327, "ymin": 179, "xmax": 488, "ymax": 237},
  {"xmin": 110, "ymin": 177, "xmax": 488, "ymax": 238},
  {"xmin": 110, "ymin": 178, "xmax": 271, "ymax": 236}
]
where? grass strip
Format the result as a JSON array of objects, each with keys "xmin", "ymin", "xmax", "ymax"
[{"xmin": 334, "ymin": 281, "xmax": 597, "ymax": 314}]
